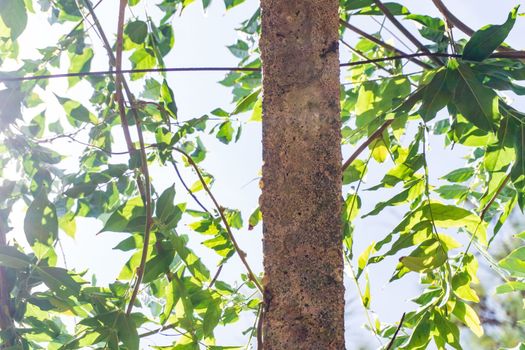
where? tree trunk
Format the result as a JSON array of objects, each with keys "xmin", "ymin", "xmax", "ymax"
[{"xmin": 260, "ymin": 1, "xmax": 345, "ymax": 349}]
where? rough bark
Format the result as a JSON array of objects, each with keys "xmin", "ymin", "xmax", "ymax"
[
  {"xmin": 260, "ymin": 1, "xmax": 345, "ymax": 349},
  {"xmin": 0, "ymin": 230, "xmax": 13, "ymax": 348}
]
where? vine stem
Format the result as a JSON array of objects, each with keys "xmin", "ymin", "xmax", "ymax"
[
  {"xmin": 173, "ymin": 148, "xmax": 263, "ymax": 293},
  {"xmin": 112, "ymin": 0, "xmax": 153, "ymax": 315}
]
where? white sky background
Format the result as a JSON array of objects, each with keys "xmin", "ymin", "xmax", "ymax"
[{"xmin": 5, "ymin": 0, "xmax": 525, "ymax": 349}]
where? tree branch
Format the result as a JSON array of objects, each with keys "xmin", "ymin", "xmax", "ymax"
[
  {"xmin": 372, "ymin": 0, "xmax": 442, "ymax": 66},
  {"xmin": 431, "ymin": 0, "xmax": 515, "ymax": 53},
  {"xmin": 339, "ymin": 19, "xmax": 432, "ymax": 70},
  {"xmin": 173, "ymin": 148, "xmax": 263, "ymax": 293},
  {"xmin": 385, "ymin": 312, "xmax": 406, "ymax": 350},
  {"xmin": 342, "ymin": 119, "xmax": 393, "ymax": 170}
]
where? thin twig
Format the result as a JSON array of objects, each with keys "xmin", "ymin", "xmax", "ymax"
[
  {"xmin": 480, "ymin": 174, "xmax": 511, "ymax": 220},
  {"xmin": 340, "ymin": 38, "xmax": 394, "ymax": 75},
  {"xmin": 171, "ymin": 161, "xmax": 211, "ymax": 214},
  {"xmin": 257, "ymin": 303, "xmax": 264, "ymax": 350},
  {"xmin": 342, "ymin": 119, "xmax": 393, "ymax": 170},
  {"xmin": 339, "ymin": 19, "xmax": 432, "ymax": 69},
  {"xmin": 372, "ymin": 0, "xmax": 442, "ymax": 66},
  {"xmin": 208, "ymin": 264, "xmax": 223, "ymax": 289},
  {"xmin": 385, "ymin": 312, "xmax": 406, "ymax": 350},
  {"xmin": 173, "ymin": 148, "xmax": 263, "ymax": 293}
]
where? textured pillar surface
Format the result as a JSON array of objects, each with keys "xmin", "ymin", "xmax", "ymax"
[{"xmin": 260, "ymin": 1, "xmax": 345, "ymax": 349}]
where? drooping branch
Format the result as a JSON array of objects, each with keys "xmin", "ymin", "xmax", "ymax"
[{"xmin": 372, "ymin": 0, "xmax": 442, "ymax": 66}]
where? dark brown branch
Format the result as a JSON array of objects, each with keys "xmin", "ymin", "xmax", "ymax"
[
  {"xmin": 480, "ymin": 174, "xmax": 511, "ymax": 220},
  {"xmin": 173, "ymin": 147, "xmax": 263, "ymax": 293},
  {"xmin": 339, "ymin": 19, "xmax": 432, "ymax": 69},
  {"xmin": 208, "ymin": 264, "xmax": 223, "ymax": 289},
  {"xmin": 342, "ymin": 119, "xmax": 393, "ymax": 170},
  {"xmin": 431, "ymin": 0, "xmax": 515, "ymax": 53},
  {"xmin": 385, "ymin": 312, "xmax": 406, "ymax": 350},
  {"xmin": 372, "ymin": 0, "xmax": 442, "ymax": 66}
]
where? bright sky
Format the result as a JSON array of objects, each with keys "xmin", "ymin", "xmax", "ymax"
[{"xmin": 5, "ymin": 0, "xmax": 525, "ymax": 348}]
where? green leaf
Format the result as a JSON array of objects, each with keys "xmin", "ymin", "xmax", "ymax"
[
  {"xmin": 441, "ymin": 167, "xmax": 474, "ymax": 183},
  {"xmin": 203, "ymin": 297, "xmax": 221, "ymax": 337},
  {"xmin": 231, "ymin": 88, "xmax": 260, "ymax": 116},
  {"xmin": 419, "ymin": 68, "xmax": 457, "ymax": 122},
  {"xmin": 499, "ymin": 247, "xmax": 525, "ymax": 277},
  {"xmin": 496, "ymin": 281, "xmax": 525, "ymax": 294},
  {"xmin": 24, "ymin": 192, "xmax": 58, "ymax": 246},
  {"xmin": 452, "ymin": 271, "xmax": 479, "ymax": 302},
  {"xmin": 0, "ymin": 246, "xmax": 32, "ymax": 269},
  {"xmin": 55, "ymin": 95, "xmax": 97, "ymax": 126},
  {"xmin": 463, "ymin": 6, "xmax": 519, "ymax": 61},
  {"xmin": 400, "ymin": 239, "xmax": 447, "ymax": 272},
  {"xmin": 249, "ymin": 97, "xmax": 262, "ymax": 122},
  {"xmin": 35, "ymin": 266, "xmax": 82, "ymax": 297},
  {"xmin": 101, "ymin": 197, "xmax": 146, "ymax": 233},
  {"xmin": 0, "ymin": 0, "xmax": 27, "ymax": 40},
  {"xmin": 224, "ymin": 0, "xmax": 246, "ymax": 10},
  {"xmin": 129, "ymin": 48, "xmax": 156, "ymax": 80},
  {"xmin": 172, "ymin": 234, "xmax": 210, "ymax": 282},
  {"xmin": 357, "ymin": 242, "xmax": 375, "ymax": 277},
  {"xmin": 202, "ymin": 0, "xmax": 212, "ymax": 10},
  {"xmin": 401, "ymin": 314, "xmax": 431, "ymax": 349},
  {"xmin": 216, "ymin": 121, "xmax": 235, "ymax": 144},
  {"xmin": 125, "ymin": 20, "xmax": 148, "ymax": 44},
  {"xmin": 343, "ymin": 159, "xmax": 367, "ymax": 185},
  {"xmin": 452, "ymin": 301, "xmax": 484, "ymax": 337},
  {"xmin": 433, "ymin": 310, "xmax": 461, "ymax": 350},
  {"xmin": 453, "ymin": 63, "xmax": 498, "ymax": 132},
  {"xmin": 161, "ymin": 79, "xmax": 178, "ymax": 118},
  {"xmin": 68, "ymin": 47, "xmax": 93, "ymax": 87},
  {"xmin": 116, "ymin": 312, "xmax": 139, "ymax": 350},
  {"xmin": 248, "ymin": 207, "xmax": 261, "ymax": 230},
  {"xmin": 156, "ymin": 186, "xmax": 185, "ymax": 229},
  {"xmin": 362, "ymin": 272, "xmax": 371, "ymax": 308}
]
